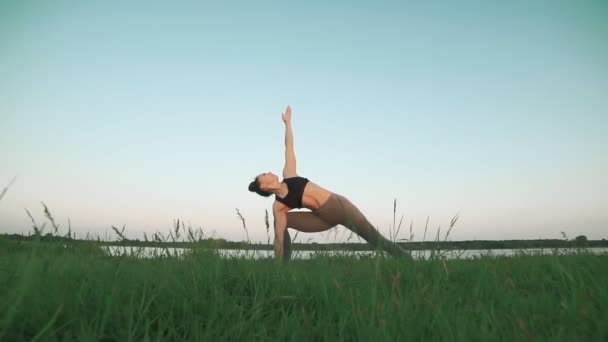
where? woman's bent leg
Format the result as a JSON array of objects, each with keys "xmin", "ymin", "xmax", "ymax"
[
  {"xmin": 286, "ymin": 212, "xmax": 335, "ymax": 233},
  {"xmin": 282, "ymin": 212, "xmax": 334, "ymax": 261}
]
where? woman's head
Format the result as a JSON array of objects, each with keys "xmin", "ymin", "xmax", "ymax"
[{"xmin": 248, "ymin": 172, "xmax": 279, "ymax": 197}]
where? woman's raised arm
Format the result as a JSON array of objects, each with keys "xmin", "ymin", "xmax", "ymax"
[{"xmin": 282, "ymin": 105, "xmax": 297, "ymax": 178}]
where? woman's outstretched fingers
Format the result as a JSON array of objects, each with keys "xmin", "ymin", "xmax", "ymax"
[{"xmin": 282, "ymin": 105, "xmax": 292, "ymax": 123}]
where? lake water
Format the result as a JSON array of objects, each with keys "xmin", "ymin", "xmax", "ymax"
[{"xmin": 102, "ymin": 246, "xmax": 608, "ymax": 260}]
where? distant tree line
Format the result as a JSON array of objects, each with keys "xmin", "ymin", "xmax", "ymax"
[{"xmin": 1, "ymin": 232, "xmax": 605, "ymax": 251}]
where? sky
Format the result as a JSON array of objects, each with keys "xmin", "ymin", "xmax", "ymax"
[{"xmin": 1, "ymin": 0, "xmax": 607, "ymax": 243}]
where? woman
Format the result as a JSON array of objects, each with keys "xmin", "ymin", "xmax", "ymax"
[{"xmin": 248, "ymin": 105, "xmax": 410, "ymax": 261}]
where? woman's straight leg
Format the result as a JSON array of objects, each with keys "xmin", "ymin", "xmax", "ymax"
[
  {"xmin": 315, "ymin": 194, "xmax": 411, "ymax": 258},
  {"xmin": 341, "ymin": 199, "xmax": 409, "ymax": 257}
]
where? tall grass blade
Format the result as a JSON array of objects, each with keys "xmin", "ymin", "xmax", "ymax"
[{"xmin": 0, "ymin": 175, "xmax": 17, "ymax": 202}]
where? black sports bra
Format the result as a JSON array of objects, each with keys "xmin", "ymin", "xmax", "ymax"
[{"xmin": 275, "ymin": 176, "xmax": 310, "ymax": 209}]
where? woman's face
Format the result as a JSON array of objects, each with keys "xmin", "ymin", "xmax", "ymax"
[{"xmin": 257, "ymin": 172, "xmax": 278, "ymax": 190}]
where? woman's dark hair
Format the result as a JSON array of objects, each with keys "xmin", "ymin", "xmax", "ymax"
[{"xmin": 248, "ymin": 176, "xmax": 272, "ymax": 197}]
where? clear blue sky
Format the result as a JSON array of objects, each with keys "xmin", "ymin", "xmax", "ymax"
[{"xmin": 1, "ymin": 0, "xmax": 607, "ymax": 243}]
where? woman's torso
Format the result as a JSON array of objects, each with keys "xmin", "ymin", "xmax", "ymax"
[
  {"xmin": 301, "ymin": 181, "xmax": 332, "ymax": 209},
  {"xmin": 276, "ymin": 177, "xmax": 332, "ymax": 210}
]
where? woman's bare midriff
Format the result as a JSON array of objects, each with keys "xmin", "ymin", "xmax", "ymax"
[{"xmin": 301, "ymin": 181, "xmax": 333, "ymax": 210}]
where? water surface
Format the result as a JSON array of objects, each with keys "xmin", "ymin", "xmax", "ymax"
[{"xmin": 102, "ymin": 246, "xmax": 608, "ymax": 260}]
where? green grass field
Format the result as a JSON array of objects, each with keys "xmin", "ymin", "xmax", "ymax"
[{"xmin": 1, "ymin": 239, "xmax": 606, "ymax": 341}]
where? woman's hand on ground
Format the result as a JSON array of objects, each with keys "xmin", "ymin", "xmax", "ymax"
[{"xmin": 282, "ymin": 105, "xmax": 292, "ymax": 124}]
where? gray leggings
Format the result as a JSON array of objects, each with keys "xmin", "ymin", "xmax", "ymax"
[{"xmin": 283, "ymin": 193, "xmax": 410, "ymax": 259}]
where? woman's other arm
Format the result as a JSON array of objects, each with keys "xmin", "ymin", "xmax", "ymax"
[{"xmin": 273, "ymin": 201, "xmax": 288, "ymax": 261}]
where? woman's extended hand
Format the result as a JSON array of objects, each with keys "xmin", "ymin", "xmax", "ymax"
[{"xmin": 282, "ymin": 105, "xmax": 292, "ymax": 124}]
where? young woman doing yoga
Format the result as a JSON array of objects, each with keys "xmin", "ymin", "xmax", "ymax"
[{"xmin": 248, "ymin": 105, "xmax": 410, "ymax": 261}]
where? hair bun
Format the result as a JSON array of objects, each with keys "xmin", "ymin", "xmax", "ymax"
[{"xmin": 248, "ymin": 181, "xmax": 257, "ymax": 192}]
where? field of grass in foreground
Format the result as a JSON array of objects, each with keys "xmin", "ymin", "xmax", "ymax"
[{"xmin": 1, "ymin": 241, "xmax": 606, "ymax": 341}]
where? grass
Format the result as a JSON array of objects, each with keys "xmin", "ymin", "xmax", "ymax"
[
  {"xmin": 0, "ymin": 236, "xmax": 606, "ymax": 341},
  {"xmin": 1, "ymin": 193, "xmax": 606, "ymax": 340}
]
